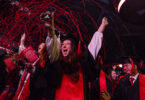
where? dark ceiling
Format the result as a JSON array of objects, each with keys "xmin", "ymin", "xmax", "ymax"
[{"xmin": 0, "ymin": 0, "xmax": 145, "ymax": 64}]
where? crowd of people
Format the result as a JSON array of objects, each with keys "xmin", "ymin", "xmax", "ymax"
[{"xmin": 0, "ymin": 10, "xmax": 145, "ymax": 100}]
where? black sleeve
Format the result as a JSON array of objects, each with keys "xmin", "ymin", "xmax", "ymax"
[
  {"xmin": 30, "ymin": 60, "xmax": 62, "ymax": 89},
  {"xmin": 90, "ymin": 78, "xmax": 100, "ymax": 100},
  {"xmin": 30, "ymin": 65, "xmax": 47, "ymax": 89},
  {"xmin": 0, "ymin": 69, "xmax": 7, "ymax": 94},
  {"xmin": 81, "ymin": 49, "xmax": 98, "ymax": 82},
  {"xmin": 44, "ymin": 61, "xmax": 62, "ymax": 88},
  {"xmin": 90, "ymin": 76, "xmax": 113, "ymax": 100},
  {"xmin": 111, "ymin": 76, "xmax": 127, "ymax": 100}
]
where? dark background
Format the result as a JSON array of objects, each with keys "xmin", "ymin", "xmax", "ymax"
[{"xmin": 0, "ymin": 0, "xmax": 145, "ymax": 64}]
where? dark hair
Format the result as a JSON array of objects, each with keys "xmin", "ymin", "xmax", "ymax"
[
  {"xmin": 60, "ymin": 40, "xmax": 79, "ymax": 82},
  {"xmin": 0, "ymin": 49, "xmax": 7, "ymax": 58},
  {"xmin": 11, "ymin": 47, "xmax": 18, "ymax": 53},
  {"xmin": 122, "ymin": 57, "xmax": 140, "ymax": 73}
]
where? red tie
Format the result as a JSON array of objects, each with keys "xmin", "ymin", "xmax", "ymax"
[{"xmin": 130, "ymin": 77, "xmax": 135, "ymax": 86}]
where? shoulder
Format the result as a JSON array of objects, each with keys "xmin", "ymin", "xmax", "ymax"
[{"xmin": 117, "ymin": 75, "xmax": 129, "ymax": 84}]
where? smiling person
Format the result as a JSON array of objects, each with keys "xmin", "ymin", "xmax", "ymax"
[
  {"xmin": 112, "ymin": 57, "xmax": 145, "ymax": 100},
  {"xmin": 45, "ymin": 14, "xmax": 108, "ymax": 100}
]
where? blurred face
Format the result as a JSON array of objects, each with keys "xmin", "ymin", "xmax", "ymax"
[
  {"xmin": 123, "ymin": 63, "xmax": 132, "ymax": 74},
  {"xmin": 61, "ymin": 40, "xmax": 72, "ymax": 57},
  {"xmin": 38, "ymin": 43, "xmax": 45, "ymax": 55},
  {"xmin": 111, "ymin": 70, "xmax": 117, "ymax": 80}
]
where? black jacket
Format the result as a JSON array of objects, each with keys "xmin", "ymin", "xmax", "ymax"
[{"xmin": 112, "ymin": 75, "xmax": 140, "ymax": 100}]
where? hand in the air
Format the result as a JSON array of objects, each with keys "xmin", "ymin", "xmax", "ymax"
[{"xmin": 101, "ymin": 17, "xmax": 109, "ymax": 27}]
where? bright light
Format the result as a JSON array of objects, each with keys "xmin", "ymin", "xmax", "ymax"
[
  {"xmin": 118, "ymin": 64, "xmax": 123, "ymax": 68},
  {"xmin": 118, "ymin": 0, "xmax": 126, "ymax": 12}
]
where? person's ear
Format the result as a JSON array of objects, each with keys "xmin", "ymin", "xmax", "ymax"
[{"xmin": 134, "ymin": 64, "xmax": 137, "ymax": 69}]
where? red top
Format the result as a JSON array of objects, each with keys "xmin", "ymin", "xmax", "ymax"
[
  {"xmin": 4, "ymin": 58, "xmax": 16, "ymax": 72},
  {"xmin": 55, "ymin": 69, "xmax": 84, "ymax": 100}
]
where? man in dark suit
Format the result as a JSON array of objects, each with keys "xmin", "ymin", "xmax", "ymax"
[{"xmin": 112, "ymin": 57, "xmax": 145, "ymax": 100}]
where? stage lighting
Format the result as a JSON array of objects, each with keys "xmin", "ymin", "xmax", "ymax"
[
  {"xmin": 117, "ymin": 0, "xmax": 145, "ymax": 25},
  {"xmin": 118, "ymin": 0, "xmax": 126, "ymax": 12}
]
